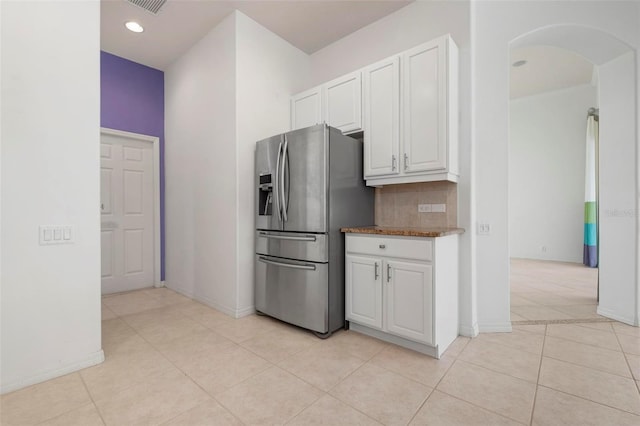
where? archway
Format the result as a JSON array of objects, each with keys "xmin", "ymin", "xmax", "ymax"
[{"xmin": 508, "ymin": 24, "xmax": 637, "ymax": 326}]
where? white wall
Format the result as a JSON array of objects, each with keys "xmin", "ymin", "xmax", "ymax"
[
  {"xmin": 0, "ymin": 1, "xmax": 103, "ymax": 393},
  {"xmin": 472, "ymin": 0, "xmax": 640, "ymax": 330},
  {"xmin": 598, "ymin": 51, "xmax": 637, "ymax": 324},
  {"xmin": 165, "ymin": 12, "xmax": 309, "ymax": 316},
  {"xmin": 509, "ymin": 85, "xmax": 597, "ymax": 263},
  {"xmin": 235, "ymin": 13, "xmax": 310, "ymax": 313},
  {"xmin": 308, "ymin": 0, "xmax": 477, "ymax": 336},
  {"xmin": 165, "ymin": 14, "xmax": 239, "ymax": 313}
]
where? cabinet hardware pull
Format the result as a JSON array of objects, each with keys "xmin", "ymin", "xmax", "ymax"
[
  {"xmin": 374, "ymin": 262, "xmax": 379, "ymax": 280},
  {"xmin": 387, "ymin": 264, "xmax": 391, "ymax": 282},
  {"xmin": 379, "ymin": 244, "xmax": 386, "ymax": 249},
  {"xmin": 392, "ymin": 155, "xmax": 396, "ymax": 171},
  {"xmin": 404, "ymin": 153, "xmax": 409, "ymax": 171}
]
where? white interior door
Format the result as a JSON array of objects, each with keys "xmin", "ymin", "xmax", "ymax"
[{"xmin": 101, "ymin": 133, "xmax": 155, "ymax": 294}]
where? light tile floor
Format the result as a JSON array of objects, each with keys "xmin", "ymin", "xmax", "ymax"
[
  {"xmin": 510, "ymin": 258, "xmax": 601, "ymax": 322},
  {"xmin": 2, "ymin": 288, "xmax": 640, "ymax": 425}
]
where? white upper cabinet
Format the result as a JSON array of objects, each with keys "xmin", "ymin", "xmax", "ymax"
[
  {"xmin": 290, "ymin": 72, "xmax": 362, "ymax": 134},
  {"xmin": 291, "ymin": 87, "xmax": 322, "ymax": 130},
  {"xmin": 290, "ymin": 34, "xmax": 458, "ymax": 186},
  {"xmin": 403, "ymin": 41, "xmax": 445, "ymax": 173},
  {"xmin": 364, "ymin": 35, "xmax": 459, "ymax": 186},
  {"xmin": 323, "ymin": 71, "xmax": 362, "ymax": 134},
  {"xmin": 363, "ymin": 57, "xmax": 400, "ymax": 178}
]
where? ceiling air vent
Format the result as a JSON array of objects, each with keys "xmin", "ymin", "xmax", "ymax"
[{"xmin": 126, "ymin": 0, "xmax": 167, "ymax": 15}]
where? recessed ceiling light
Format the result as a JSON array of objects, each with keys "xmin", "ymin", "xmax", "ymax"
[
  {"xmin": 125, "ymin": 21, "xmax": 144, "ymax": 33},
  {"xmin": 512, "ymin": 60, "xmax": 527, "ymax": 67}
]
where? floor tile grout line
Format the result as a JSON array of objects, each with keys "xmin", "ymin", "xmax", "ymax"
[
  {"xmin": 24, "ymin": 375, "xmax": 105, "ymax": 426},
  {"xmin": 405, "ymin": 347, "xmax": 467, "ymax": 425},
  {"xmin": 433, "ymin": 385, "xmax": 530, "ymax": 425},
  {"xmin": 455, "ymin": 351, "xmax": 540, "ymax": 385},
  {"xmin": 540, "ymin": 353, "xmax": 634, "ymax": 380},
  {"xmin": 473, "ymin": 332, "xmax": 544, "ymax": 357},
  {"xmin": 528, "ymin": 324, "xmax": 547, "ymax": 426},
  {"xmin": 96, "ymin": 320, "xmax": 180, "ymax": 403},
  {"xmin": 611, "ymin": 326, "xmax": 640, "ymax": 396},
  {"xmin": 535, "ymin": 384, "xmax": 640, "ymax": 418},
  {"xmin": 212, "ymin": 363, "xmax": 325, "ymax": 426},
  {"xmin": 403, "ymin": 387, "xmax": 435, "ymax": 426},
  {"xmin": 329, "ymin": 357, "xmax": 431, "ymax": 426},
  {"xmin": 543, "ymin": 332, "xmax": 624, "ymax": 353},
  {"xmin": 101, "ymin": 292, "xmax": 250, "ymax": 424},
  {"xmin": 319, "ymin": 358, "xmax": 395, "ymax": 423},
  {"xmin": 77, "ymin": 373, "xmax": 108, "ymax": 426},
  {"xmin": 431, "ymin": 358, "xmax": 538, "ymax": 424},
  {"xmin": 97, "ymin": 288, "xmax": 637, "ymax": 424},
  {"xmin": 346, "ymin": 344, "xmax": 443, "ymax": 390},
  {"xmin": 121, "ymin": 290, "xmax": 338, "ymax": 423}
]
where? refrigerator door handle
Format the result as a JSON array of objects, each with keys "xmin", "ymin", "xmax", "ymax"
[
  {"xmin": 275, "ymin": 139, "xmax": 283, "ymax": 222},
  {"xmin": 281, "ymin": 135, "xmax": 289, "ymax": 222},
  {"xmin": 258, "ymin": 256, "xmax": 316, "ymax": 271},
  {"xmin": 258, "ymin": 232, "xmax": 317, "ymax": 242}
]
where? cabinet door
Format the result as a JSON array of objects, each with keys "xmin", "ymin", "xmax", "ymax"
[
  {"xmin": 385, "ymin": 260, "xmax": 433, "ymax": 344},
  {"xmin": 291, "ymin": 87, "xmax": 322, "ymax": 131},
  {"xmin": 346, "ymin": 255, "xmax": 383, "ymax": 329},
  {"xmin": 402, "ymin": 39, "xmax": 447, "ymax": 172},
  {"xmin": 363, "ymin": 56, "xmax": 400, "ymax": 178},
  {"xmin": 324, "ymin": 71, "xmax": 362, "ymax": 134}
]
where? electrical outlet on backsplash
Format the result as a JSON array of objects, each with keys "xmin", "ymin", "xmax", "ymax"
[{"xmin": 374, "ymin": 181, "xmax": 458, "ymax": 228}]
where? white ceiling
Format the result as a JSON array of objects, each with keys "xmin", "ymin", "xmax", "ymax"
[
  {"xmin": 510, "ymin": 45, "xmax": 594, "ymax": 99},
  {"xmin": 101, "ymin": 0, "xmax": 413, "ymax": 70}
]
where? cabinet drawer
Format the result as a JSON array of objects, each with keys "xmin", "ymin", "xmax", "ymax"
[{"xmin": 346, "ymin": 234, "xmax": 432, "ymax": 262}]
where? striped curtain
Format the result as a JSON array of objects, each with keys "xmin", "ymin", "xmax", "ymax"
[{"xmin": 583, "ymin": 115, "xmax": 598, "ymax": 267}]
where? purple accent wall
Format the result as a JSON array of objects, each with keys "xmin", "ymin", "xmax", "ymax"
[{"xmin": 100, "ymin": 51, "xmax": 165, "ymax": 280}]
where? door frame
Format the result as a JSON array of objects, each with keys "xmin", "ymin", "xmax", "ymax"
[{"xmin": 100, "ymin": 127, "xmax": 162, "ymax": 288}]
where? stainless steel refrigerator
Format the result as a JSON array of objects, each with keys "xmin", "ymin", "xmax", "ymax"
[{"xmin": 255, "ymin": 124, "xmax": 374, "ymax": 337}]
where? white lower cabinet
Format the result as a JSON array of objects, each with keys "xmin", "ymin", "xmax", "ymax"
[
  {"xmin": 345, "ymin": 233, "xmax": 458, "ymax": 358},
  {"xmin": 345, "ymin": 255, "xmax": 382, "ymax": 329},
  {"xmin": 386, "ymin": 260, "xmax": 433, "ymax": 344}
]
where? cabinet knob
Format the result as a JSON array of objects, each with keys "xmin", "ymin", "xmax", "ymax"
[{"xmin": 379, "ymin": 244, "xmax": 386, "ymax": 249}]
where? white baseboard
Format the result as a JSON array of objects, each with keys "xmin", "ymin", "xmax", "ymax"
[
  {"xmin": 165, "ymin": 283, "xmax": 254, "ymax": 319},
  {"xmin": 164, "ymin": 284, "xmax": 193, "ymax": 299},
  {"xmin": 1, "ymin": 350, "xmax": 104, "ymax": 395},
  {"xmin": 478, "ymin": 322, "xmax": 513, "ymax": 333},
  {"xmin": 154, "ymin": 280, "xmax": 166, "ymax": 288},
  {"xmin": 459, "ymin": 322, "xmax": 479, "ymax": 337},
  {"xmin": 236, "ymin": 305, "xmax": 256, "ymax": 318},
  {"xmin": 597, "ymin": 306, "xmax": 637, "ymax": 326}
]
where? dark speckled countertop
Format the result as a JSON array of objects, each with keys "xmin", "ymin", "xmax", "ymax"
[{"xmin": 340, "ymin": 226, "xmax": 465, "ymax": 238}]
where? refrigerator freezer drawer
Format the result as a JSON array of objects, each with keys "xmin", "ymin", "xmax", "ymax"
[
  {"xmin": 255, "ymin": 230, "xmax": 328, "ymax": 263},
  {"xmin": 255, "ymin": 255, "xmax": 328, "ymax": 333}
]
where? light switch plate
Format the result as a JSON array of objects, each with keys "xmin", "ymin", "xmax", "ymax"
[
  {"xmin": 477, "ymin": 222, "xmax": 491, "ymax": 235},
  {"xmin": 40, "ymin": 226, "xmax": 73, "ymax": 245},
  {"xmin": 418, "ymin": 204, "xmax": 432, "ymax": 213}
]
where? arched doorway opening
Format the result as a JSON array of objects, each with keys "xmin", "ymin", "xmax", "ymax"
[{"xmin": 508, "ymin": 25, "xmax": 637, "ymax": 326}]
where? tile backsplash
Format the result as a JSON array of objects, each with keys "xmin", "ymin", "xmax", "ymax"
[{"xmin": 375, "ymin": 181, "xmax": 457, "ymax": 228}]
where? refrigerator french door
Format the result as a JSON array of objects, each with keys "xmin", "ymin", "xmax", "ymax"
[
  {"xmin": 255, "ymin": 124, "xmax": 328, "ymax": 234},
  {"xmin": 255, "ymin": 124, "xmax": 374, "ymax": 336}
]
